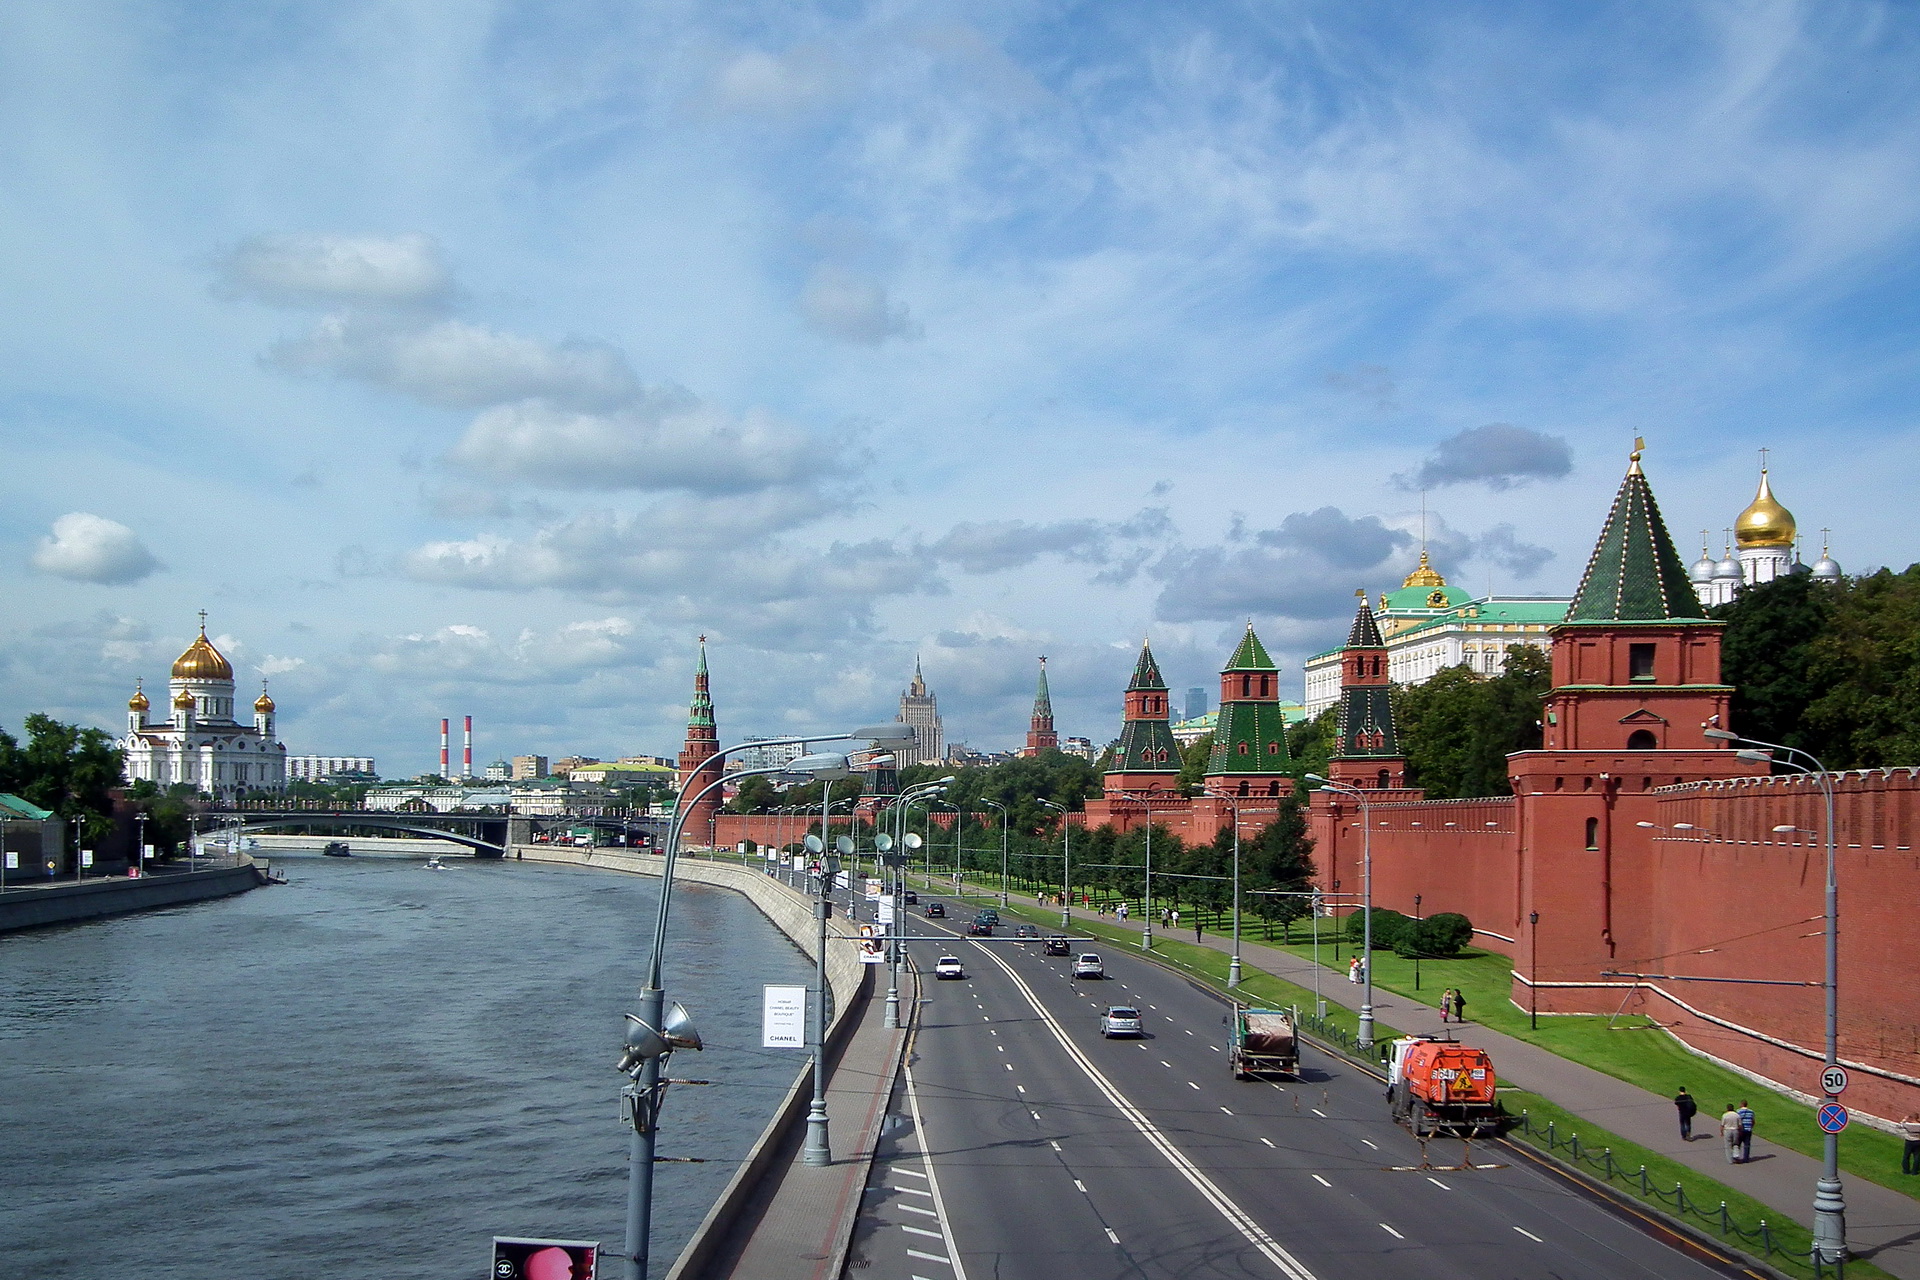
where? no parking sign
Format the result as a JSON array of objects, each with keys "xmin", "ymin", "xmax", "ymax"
[{"xmin": 1818, "ymin": 1103, "xmax": 1849, "ymax": 1134}]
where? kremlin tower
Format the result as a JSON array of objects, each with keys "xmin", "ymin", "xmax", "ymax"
[
  {"xmin": 675, "ymin": 637, "xmax": 724, "ymax": 848},
  {"xmin": 1326, "ymin": 592, "xmax": 1408, "ymax": 791},
  {"xmin": 1021, "ymin": 657, "xmax": 1058, "ymax": 756},
  {"xmin": 1102, "ymin": 640, "xmax": 1181, "ymax": 795},
  {"xmin": 1202, "ymin": 622, "xmax": 1294, "ymax": 799}
]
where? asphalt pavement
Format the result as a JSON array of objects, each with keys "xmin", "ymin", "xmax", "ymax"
[{"xmin": 842, "ymin": 906, "xmax": 1759, "ymax": 1280}]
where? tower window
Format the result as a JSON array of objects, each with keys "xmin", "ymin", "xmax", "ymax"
[
  {"xmin": 1238, "ymin": 742, "xmax": 1249, "ymax": 756},
  {"xmin": 1585, "ymin": 817, "xmax": 1599, "ymax": 850},
  {"xmin": 1629, "ymin": 643, "xmax": 1656, "ymax": 681},
  {"xmin": 1241, "ymin": 674, "xmax": 1251, "ymax": 697},
  {"xmin": 1627, "ymin": 729, "xmax": 1658, "ymax": 750},
  {"xmin": 1376, "ymin": 769, "xmax": 1390, "ymax": 789}
]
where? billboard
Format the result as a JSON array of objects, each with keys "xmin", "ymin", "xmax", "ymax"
[{"xmin": 492, "ymin": 1237, "xmax": 598, "ymax": 1280}]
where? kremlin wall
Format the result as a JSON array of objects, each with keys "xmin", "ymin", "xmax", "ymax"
[{"xmin": 666, "ymin": 449, "xmax": 1918, "ymax": 1125}]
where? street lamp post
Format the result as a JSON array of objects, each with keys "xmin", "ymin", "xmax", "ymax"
[
  {"xmin": 879, "ymin": 780, "xmax": 950, "ymax": 1028},
  {"xmin": 1529, "ymin": 910, "xmax": 1540, "ymax": 1030},
  {"xmin": 1038, "ymin": 798, "xmax": 1073, "ymax": 928},
  {"xmin": 1225, "ymin": 800, "xmax": 1248, "ymax": 989},
  {"xmin": 978, "ymin": 798, "xmax": 1009, "ymax": 906},
  {"xmin": 1307, "ymin": 774, "xmax": 1374, "ymax": 1051},
  {"xmin": 1707, "ymin": 728, "xmax": 1846, "ymax": 1264},
  {"xmin": 619, "ymin": 722, "xmax": 911, "ymax": 1280}
]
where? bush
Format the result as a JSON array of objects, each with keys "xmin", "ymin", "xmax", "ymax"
[
  {"xmin": 1392, "ymin": 911, "xmax": 1475, "ymax": 958},
  {"xmin": 1345, "ymin": 907, "xmax": 1409, "ymax": 950}
]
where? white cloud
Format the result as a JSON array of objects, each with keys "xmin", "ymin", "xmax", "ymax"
[
  {"xmin": 712, "ymin": 47, "xmax": 849, "ymax": 114},
  {"xmin": 271, "ymin": 316, "xmax": 639, "ymax": 410},
  {"xmin": 216, "ymin": 233, "xmax": 452, "ymax": 307},
  {"xmin": 800, "ymin": 265, "xmax": 922, "ymax": 345},
  {"xmin": 30, "ymin": 514, "xmax": 161, "ymax": 585},
  {"xmin": 445, "ymin": 398, "xmax": 840, "ymax": 494}
]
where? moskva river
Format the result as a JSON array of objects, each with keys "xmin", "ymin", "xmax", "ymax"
[{"xmin": 0, "ymin": 854, "xmax": 814, "ymax": 1278}]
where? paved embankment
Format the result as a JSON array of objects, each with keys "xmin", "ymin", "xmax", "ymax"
[
  {"xmin": 0, "ymin": 863, "xmax": 264, "ymax": 934},
  {"xmin": 509, "ymin": 846, "xmax": 900, "ymax": 1280}
]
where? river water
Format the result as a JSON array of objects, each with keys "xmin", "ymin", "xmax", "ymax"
[{"xmin": 0, "ymin": 854, "xmax": 815, "ymax": 1278}]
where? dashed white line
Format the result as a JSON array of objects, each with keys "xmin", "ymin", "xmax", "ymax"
[
  {"xmin": 1017, "ymin": 1085, "xmax": 1026, "ymax": 1093},
  {"xmin": 1074, "ymin": 1179, "xmax": 1087, "ymax": 1192},
  {"xmin": 895, "ymin": 1168, "xmax": 927, "ymax": 1179},
  {"xmin": 1184, "ymin": 1029, "xmax": 1194, "ymax": 1035},
  {"xmin": 1104, "ymin": 1228, "xmax": 1120, "ymax": 1244},
  {"xmin": 1514, "ymin": 1227, "xmax": 1543, "ymax": 1243},
  {"xmin": 903, "ymin": 1225, "xmax": 947, "ymax": 1239},
  {"xmin": 901, "ymin": 1204, "xmax": 940, "ymax": 1218},
  {"xmin": 895, "ymin": 1186, "xmax": 933, "ymax": 1197},
  {"xmin": 1259, "ymin": 1137, "xmax": 1274, "ymax": 1147},
  {"xmin": 1208, "ymin": 1045, "xmax": 1219, "ymax": 1052},
  {"xmin": 1220, "ymin": 1106, "xmax": 1234, "ymax": 1115},
  {"xmin": 1360, "ymin": 1139, "xmax": 1376, "ymax": 1150},
  {"xmin": 1049, "ymin": 1140, "xmax": 1061, "ymax": 1151},
  {"xmin": 1186, "ymin": 1081, "xmax": 1200, "ymax": 1090},
  {"xmin": 1004, "ymin": 1063, "xmax": 1013, "ymax": 1071},
  {"xmin": 1380, "ymin": 1224, "xmax": 1403, "ymax": 1240},
  {"xmin": 906, "ymin": 1249, "xmax": 952, "ymax": 1264},
  {"xmin": 996, "ymin": 1045, "xmax": 1005, "ymax": 1052},
  {"xmin": 1311, "ymin": 1174, "xmax": 1331, "ymax": 1187},
  {"xmin": 1310, "ymin": 1108, "xmax": 1327, "ymax": 1117},
  {"xmin": 1426, "ymin": 1177, "xmax": 1451, "ymax": 1191}
]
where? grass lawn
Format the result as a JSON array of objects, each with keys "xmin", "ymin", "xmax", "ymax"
[
  {"xmin": 1504, "ymin": 1090, "xmax": 1895, "ymax": 1280},
  {"xmin": 1249, "ymin": 923, "xmax": 1918, "ymax": 1202}
]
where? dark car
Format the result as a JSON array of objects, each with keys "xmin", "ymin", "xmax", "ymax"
[
  {"xmin": 904, "ymin": 890, "xmax": 919, "ymax": 904},
  {"xmin": 1014, "ymin": 924, "xmax": 1039, "ymax": 938},
  {"xmin": 924, "ymin": 902, "xmax": 946, "ymax": 918},
  {"xmin": 967, "ymin": 920, "xmax": 995, "ymax": 936},
  {"xmin": 977, "ymin": 908, "xmax": 1000, "ymax": 925},
  {"xmin": 1043, "ymin": 936, "xmax": 1071, "ymax": 956}
]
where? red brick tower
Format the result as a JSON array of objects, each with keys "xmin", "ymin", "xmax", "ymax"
[
  {"xmin": 1103, "ymin": 639, "xmax": 1181, "ymax": 796},
  {"xmin": 675, "ymin": 636, "xmax": 723, "ymax": 848},
  {"xmin": 1203, "ymin": 622, "xmax": 1294, "ymax": 799},
  {"xmin": 1327, "ymin": 591, "xmax": 1411, "ymax": 791},
  {"xmin": 1022, "ymin": 656, "xmax": 1059, "ymax": 756}
]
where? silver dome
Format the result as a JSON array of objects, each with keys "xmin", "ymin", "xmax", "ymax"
[
  {"xmin": 1714, "ymin": 554, "xmax": 1742, "ymax": 581},
  {"xmin": 1812, "ymin": 555, "xmax": 1841, "ymax": 581}
]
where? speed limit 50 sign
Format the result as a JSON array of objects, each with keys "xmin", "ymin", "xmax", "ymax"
[{"xmin": 1820, "ymin": 1065, "xmax": 1849, "ymax": 1096}]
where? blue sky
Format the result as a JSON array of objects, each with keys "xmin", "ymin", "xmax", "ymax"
[{"xmin": 4, "ymin": 0, "xmax": 1917, "ymax": 774}]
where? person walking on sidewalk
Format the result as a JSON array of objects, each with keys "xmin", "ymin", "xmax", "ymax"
[
  {"xmin": 1720, "ymin": 1104, "xmax": 1741, "ymax": 1164},
  {"xmin": 1439, "ymin": 987, "xmax": 1454, "ymax": 1023},
  {"xmin": 1736, "ymin": 1101, "xmax": 1755, "ymax": 1162},
  {"xmin": 1348, "ymin": 956, "xmax": 1361, "ymax": 984},
  {"xmin": 1448, "ymin": 989, "xmax": 1467, "ymax": 1023},
  {"xmin": 1674, "ymin": 1087, "xmax": 1699, "ymax": 1141},
  {"xmin": 1900, "ymin": 1112, "xmax": 1920, "ymax": 1175}
]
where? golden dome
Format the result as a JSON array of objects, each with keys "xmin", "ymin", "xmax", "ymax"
[
  {"xmin": 173, "ymin": 688, "xmax": 195, "ymax": 710},
  {"xmin": 254, "ymin": 686, "xmax": 275, "ymax": 713},
  {"xmin": 1401, "ymin": 549, "xmax": 1446, "ymax": 589},
  {"xmin": 1735, "ymin": 470, "xmax": 1796, "ymax": 549},
  {"xmin": 128, "ymin": 682, "xmax": 149, "ymax": 712},
  {"xmin": 171, "ymin": 624, "xmax": 234, "ymax": 681}
]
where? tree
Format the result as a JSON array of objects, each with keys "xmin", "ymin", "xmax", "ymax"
[
  {"xmin": 1240, "ymin": 800, "xmax": 1317, "ymax": 940},
  {"xmin": 1395, "ymin": 911, "xmax": 1474, "ymax": 958},
  {"xmin": 1346, "ymin": 906, "xmax": 1410, "ymax": 950},
  {"xmin": 1286, "ymin": 707, "xmax": 1337, "ymax": 792},
  {"xmin": 1176, "ymin": 733, "xmax": 1213, "ymax": 796},
  {"xmin": 1802, "ymin": 565, "xmax": 1920, "ymax": 767},
  {"xmin": 126, "ymin": 779, "xmax": 198, "ymax": 855},
  {"xmin": 1, "ymin": 715, "xmax": 123, "ymax": 843},
  {"xmin": 1392, "ymin": 645, "xmax": 1548, "ymax": 798},
  {"xmin": 726, "ymin": 774, "xmax": 782, "ymax": 814}
]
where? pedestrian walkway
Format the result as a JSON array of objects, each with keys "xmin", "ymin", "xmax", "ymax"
[
  {"xmin": 1192, "ymin": 929, "xmax": 1920, "ymax": 1278},
  {"xmin": 695, "ymin": 963, "xmax": 909, "ymax": 1280}
]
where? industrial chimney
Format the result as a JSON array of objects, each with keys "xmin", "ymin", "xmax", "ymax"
[
  {"xmin": 463, "ymin": 715, "xmax": 474, "ymax": 779},
  {"xmin": 440, "ymin": 718, "xmax": 450, "ymax": 778}
]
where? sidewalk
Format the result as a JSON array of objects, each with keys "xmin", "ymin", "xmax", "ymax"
[
  {"xmin": 1192, "ymin": 929, "xmax": 1920, "ymax": 1278},
  {"xmin": 697, "ymin": 962, "xmax": 909, "ymax": 1280}
]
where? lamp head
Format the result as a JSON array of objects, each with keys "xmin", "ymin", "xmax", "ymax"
[
  {"xmin": 1736, "ymin": 749, "xmax": 1770, "ymax": 763},
  {"xmin": 1304, "ymin": 773, "xmax": 1327, "ymax": 784},
  {"xmin": 804, "ymin": 833, "xmax": 825, "ymax": 854},
  {"xmin": 853, "ymin": 724, "xmax": 917, "ymax": 748},
  {"xmin": 873, "ymin": 833, "xmax": 893, "ymax": 852},
  {"xmin": 903, "ymin": 833, "xmax": 923, "ymax": 850},
  {"xmin": 835, "ymin": 835, "xmax": 855, "ymax": 856},
  {"xmin": 1703, "ymin": 728, "xmax": 1738, "ymax": 742},
  {"xmin": 790, "ymin": 752, "xmax": 853, "ymax": 780}
]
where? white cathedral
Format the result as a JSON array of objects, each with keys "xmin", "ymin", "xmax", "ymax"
[
  {"xmin": 121, "ymin": 615, "xmax": 287, "ymax": 799},
  {"xmin": 1690, "ymin": 463, "xmax": 1841, "ymax": 605}
]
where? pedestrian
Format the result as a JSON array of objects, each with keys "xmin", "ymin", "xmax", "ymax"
[
  {"xmin": 1349, "ymin": 957, "xmax": 1361, "ymax": 984},
  {"xmin": 1674, "ymin": 1087, "xmax": 1698, "ymax": 1141},
  {"xmin": 1720, "ymin": 1103, "xmax": 1741, "ymax": 1164},
  {"xmin": 1737, "ymin": 1100, "xmax": 1756, "ymax": 1162},
  {"xmin": 1451, "ymin": 989, "xmax": 1467, "ymax": 1023},
  {"xmin": 1195, "ymin": 918, "xmax": 1203, "ymax": 943},
  {"xmin": 1439, "ymin": 988, "xmax": 1455, "ymax": 1023},
  {"xmin": 1900, "ymin": 1113, "xmax": 1920, "ymax": 1175}
]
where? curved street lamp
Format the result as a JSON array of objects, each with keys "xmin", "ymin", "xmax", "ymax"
[
  {"xmin": 1037, "ymin": 798, "xmax": 1073, "ymax": 929},
  {"xmin": 976, "ymin": 797, "xmax": 1009, "ymax": 906},
  {"xmin": 620, "ymin": 724, "xmax": 912, "ymax": 1280}
]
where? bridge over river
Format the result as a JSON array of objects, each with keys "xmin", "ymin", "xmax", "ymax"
[{"xmin": 201, "ymin": 805, "xmax": 668, "ymax": 857}]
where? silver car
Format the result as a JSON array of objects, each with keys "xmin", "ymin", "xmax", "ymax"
[
  {"xmin": 1073, "ymin": 953, "xmax": 1104, "ymax": 979},
  {"xmin": 1100, "ymin": 1005, "xmax": 1143, "ymax": 1038}
]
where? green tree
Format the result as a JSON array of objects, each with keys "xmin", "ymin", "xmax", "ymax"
[
  {"xmin": 1801, "ymin": 565, "xmax": 1920, "ymax": 767},
  {"xmin": 1286, "ymin": 706, "xmax": 1337, "ymax": 791},
  {"xmin": 725, "ymin": 774, "xmax": 782, "ymax": 814},
  {"xmin": 126, "ymin": 779, "xmax": 198, "ymax": 855},
  {"xmin": 1240, "ymin": 800, "xmax": 1317, "ymax": 940},
  {"xmin": 1392, "ymin": 645, "xmax": 1549, "ymax": 798},
  {"xmin": 1716, "ymin": 571, "xmax": 1836, "ymax": 758},
  {"xmin": 1, "ymin": 715, "xmax": 123, "ymax": 844},
  {"xmin": 1176, "ymin": 733, "xmax": 1213, "ymax": 796}
]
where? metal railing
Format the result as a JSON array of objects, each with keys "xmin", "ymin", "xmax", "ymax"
[{"xmin": 1511, "ymin": 1109, "xmax": 1844, "ymax": 1277}]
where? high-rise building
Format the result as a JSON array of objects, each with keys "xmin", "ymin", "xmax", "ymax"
[
  {"xmin": 896, "ymin": 656, "xmax": 944, "ymax": 766},
  {"xmin": 287, "ymin": 754, "xmax": 378, "ymax": 781},
  {"xmin": 1021, "ymin": 657, "xmax": 1058, "ymax": 756},
  {"xmin": 511, "ymin": 755, "xmax": 549, "ymax": 780},
  {"xmin": 1186, "ymin": 686, "xmax": 1208, "ymax": 722}
]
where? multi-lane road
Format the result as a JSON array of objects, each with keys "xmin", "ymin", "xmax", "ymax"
[{"xmin": 843, "ymin": 906, "xmax": 1756, "ymax": 1280}]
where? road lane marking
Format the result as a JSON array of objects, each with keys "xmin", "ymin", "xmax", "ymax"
[
  {"xmin": 1259, "ymin": 1137, "xmax": 1274, "ymax": 1147},
  {"xmin": 1209, "ymin": 1045, "xmax": 1219, "ymax": 1052},
  {"xmin": 1311, "ymin": 1175, "xmax": 1330, "ymax": 1187},
  {"xmin": 1074, "ymin": 1179, "xmax": 1088, "ymax": 1192},
  {"xmin": 903, "ymin": 1225, "xmax": 946, "ymax": 1238},
  {"xmin": 895, "ymin": 1168, "xmax": 927, "ymax": 1179},
  {"xmin": 901, "ymin": 1204, "xmax": 940, "ymax": 1217},
  {"xmin": 1185, "ymin": 1029, "xmax": 1194, "ymax": 1035},
  {"xmin": 1380, "ymin": 1224, "xmax": 1403, "ymax": 1240},
  {"xmin": 1050, "ymin": 1140, "xmax": 1062, "ymax": 1151},
  {"xmin": 1160, "ymin": 1060, "xmax": 1172, "ymax": 1068},
  {"xmin": 1005, "ymin": 1063, "xmax": 1013, "ymax": 1070},
  {"xmin": 1426, "ymin": 1177, "xmax": 1450, "ymax": 1191},
  {"xmin": 1310, "ymin": 1108, "xmax": 1327, "ymax": 1117},
  {"xmin": 1360, "ymin": 1140, "xmax": 1376, "ymax": 1150},
  {"xmin": 1220, "ymin": 1107, "xmax": 1234, "ymax": 1114},
  {"xmin": 1514, "ymin": 1227, "xmax": 1542, "ymax": 1242},
  {"xmin": 902, "ymin": 1055, "xmax": 971, "ymax": 1280},
  {"xmin": 969, "ymin": 943, "xmax": 1320, "ymax": 1280},
  {"xmin": 906, "ymin": 1249, "xmax": 952, "ymax": 1264},
  {"xmin": 896, "ymin": 1186, "xmax": 933, "ymax": 1197},
  {"xmin": 996, "ymin": 1045, "xmax": 1005, "ymax": 1052},
  {"xmin": 1017, "ymin": 1085, "xmax": 1026, "ymax": 1093},
  {"xmin": 1187, "ymin": 1081, "xmax": 1200, "ymax": 1089},
  {"xmin": 1031, "ymin": 1110, "xmax": 1041, "ymax": 1120}
]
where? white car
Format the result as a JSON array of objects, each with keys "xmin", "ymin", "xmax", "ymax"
[
  {"xmin": 1100, "ymin": 1006, "xmax": 1143, "ymax": 1038},
  {"xmin": 934, "ymin": 956, "xmax": 966, "ymax": 980},
  {"xmin": 1073, "ymin": 953, "xmax": 1104, "ymax": 979}
]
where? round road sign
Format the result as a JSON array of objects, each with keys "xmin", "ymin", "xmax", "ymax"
[
  {"xmin": 1818, "ymin": 1103, "xmax": 1849, "ymax": 1134},
  {"xmin": 1821, "ymin": 1065, "xmax": 1849, "ymax": 1096}
]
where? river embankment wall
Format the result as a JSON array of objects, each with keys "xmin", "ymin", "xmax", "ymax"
[
  {"xmin": 0, "ymin": 862, "xmax": 264, "ymax": 934},
  {"xmin": 508, "ymin": 844, "xmax": 876, "ymax": 1280}
]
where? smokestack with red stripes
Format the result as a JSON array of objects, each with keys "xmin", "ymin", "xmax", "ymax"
[
  {"xmin": 440, "ymin": 718, "xmax": 450, "ymax": 778},
  {"xmin": 463, "ymin": 715, "xmax": 473, "ymax": 779}
]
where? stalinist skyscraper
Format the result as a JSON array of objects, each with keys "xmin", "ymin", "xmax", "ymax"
[{"xmin": 896, "ymin": 657, "xmax": 944, "ymax": 766}]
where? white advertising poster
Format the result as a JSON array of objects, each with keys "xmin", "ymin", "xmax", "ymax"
[
  {"xmin": 858, "ymin": 925, "xmax": 885, "ymax": 964},
  {"xmin": 80, "ymin": 850, "xmax": 94, "ymax": 868},
  {"xmin": 762, "ymin": 985, "xmax": 808, "ymax": 1048},
  {"xmin": 864, "ymin": 878, "xmax": 883, "ymax": 899},
  {"xmin": 877, "ymin": 899, "xmax": 896, "ymax": 926},
  {"xmin": 4, "ymin": 851, "xmax": 17, "ymax": 870}
]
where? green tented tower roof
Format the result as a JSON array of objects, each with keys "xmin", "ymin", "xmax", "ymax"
[
  {"xmin": 1223, "ymin": 622, "xmax": 1276, "ymax": 671},
  {"xmin": 1565, "ymin": 449, "xmax": 1708, "ymax": 624},
  {"xmin": 1128, "ymin": 640, "xmax": 1168, "ymax": 691}
]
